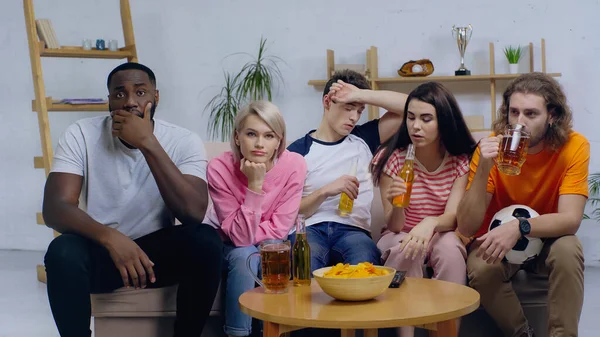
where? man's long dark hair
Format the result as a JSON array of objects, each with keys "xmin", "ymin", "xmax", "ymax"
[
  {"xmin": 493, "ymin": 72, "xmax": 572, "ymax": 151},
  {"xmin": 371, "ymin": 82, "xmax": 477, "ymax": 186}
]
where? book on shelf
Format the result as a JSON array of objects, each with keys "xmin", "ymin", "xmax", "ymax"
[
  {"xmin": 58, "ymin": 99, "xmax": 107, "ymax": 105},
  {"xmin": 35, "ymin": 19, "xmax": 60, "ymax": 49}
]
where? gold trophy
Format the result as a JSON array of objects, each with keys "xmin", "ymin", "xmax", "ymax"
[{"xmin": 452, "ymin": 24, "xmax": 473, "ymax": 76}]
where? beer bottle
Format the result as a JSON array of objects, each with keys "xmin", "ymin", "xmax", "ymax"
[
  {"xmin": 292, "ymin": 214, "xmax": 311, "ymax": 286},
  {"xmin": 338, "ymin": 156, "xmax": 359, "ymax": 216},
  {"xmin": 392, "ymin": 144, "xmax": 415, "ymax": 208}
]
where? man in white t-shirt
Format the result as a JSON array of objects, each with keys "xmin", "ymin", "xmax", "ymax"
[
  {"xmin": 42, "ymin": 62, "xmax": 223, "ymax": 337},
  {"xmin": 288, "ymin": 70, "xmax": 407, "ymax": 271}
]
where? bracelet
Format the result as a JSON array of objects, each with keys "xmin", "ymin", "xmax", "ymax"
[{"xmin": 455, "ymin": 230, "xmax": 474, "ymax": 246}]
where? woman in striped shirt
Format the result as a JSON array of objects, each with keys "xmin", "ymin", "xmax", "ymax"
[{"xmin": 370, "ymin": 82, "xmax": 476, "ymax": 337}]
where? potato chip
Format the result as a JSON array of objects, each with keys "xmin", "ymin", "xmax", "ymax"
[{"xmin": 323, "ymin": 262, "xmax": 390, "ymax": 278}]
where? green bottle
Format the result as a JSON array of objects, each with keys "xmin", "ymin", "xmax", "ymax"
[{"xmin": 292, "ymin": 215, "xmax": 311, "ymax": 286}]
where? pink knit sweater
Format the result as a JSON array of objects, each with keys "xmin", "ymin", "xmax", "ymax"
[{"xmin": 204, "ymin": 150, "xmax": 307, "ymax": 246}]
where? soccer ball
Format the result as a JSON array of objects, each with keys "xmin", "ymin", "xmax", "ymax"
[{"xmin": 488, "ymin": 205, "xmax": 543, "ymax": 264}]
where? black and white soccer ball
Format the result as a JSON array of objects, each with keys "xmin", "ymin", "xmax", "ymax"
[{"xmin": 488, "ymin": 205, "xmax": 543, "ymax": 264}]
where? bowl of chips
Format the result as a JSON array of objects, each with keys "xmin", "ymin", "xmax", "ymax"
[{"xmin": 313, "ymin": 262, "xmax": 396, "ymax": 301}]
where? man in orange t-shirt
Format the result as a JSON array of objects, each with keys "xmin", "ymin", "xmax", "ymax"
[{"xmin": 456, "ymin": 73, "xmax": 589, "ymax": 337}]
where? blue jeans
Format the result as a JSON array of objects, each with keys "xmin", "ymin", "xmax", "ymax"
[
  {"xmin": 289, "ymin": 222, "xmax": 381, "ymax": 272},
  {"xmin": 223, "ymin": 244, "xmax": 260, "ymax": 337}
]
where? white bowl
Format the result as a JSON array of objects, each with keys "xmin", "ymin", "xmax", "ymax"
[{"xmin": 312, "ymin": 266, "xmax": 396, "ymax": 301}]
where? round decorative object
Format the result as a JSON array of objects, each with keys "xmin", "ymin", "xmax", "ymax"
[
  {"xmin": 412, "ymin": 64, "xmax": 424, "ymax": 73},
  {"xmin": 488, "ymin": 204, "xmax": 543, "ymax": 265},
  {"xmin": 398, "ymin": 59, "xmax": 434, "ymax": 77}
]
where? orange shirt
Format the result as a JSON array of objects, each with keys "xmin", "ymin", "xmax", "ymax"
[{"xmin": 467, "ymin": 131, "xmax": 590, "ymax": 238}]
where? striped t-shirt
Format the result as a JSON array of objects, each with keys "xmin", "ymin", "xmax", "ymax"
[{"xmin": 375, "ymin": 148, "xmax": 470, "ymax": 232}]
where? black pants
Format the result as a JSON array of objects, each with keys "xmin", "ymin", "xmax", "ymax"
[{"xmin": 44, "ymin": 223, "xmax": 223, "ymax": 337}]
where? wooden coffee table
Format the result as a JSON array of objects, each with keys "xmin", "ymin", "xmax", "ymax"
[{"xmin": 239, "ymin": 277, "xmax": 480, "ymax": 337}]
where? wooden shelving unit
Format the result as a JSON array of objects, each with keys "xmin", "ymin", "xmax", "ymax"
[
  {"xmin": 31, "ymin": 97, "xmax": 109, "ymax": 112},
  {"xmin": 308, "ymin": 39, "xmax": 561, "ymax": 130},
  {"xmin": 308, "ymin": 73, "xmax": 562, "ymax": 86},
  {"xmin": 23, "ymin": 0, "xmax": 139, "ymax": 283},
  {"xmin": 38, "ymin": 42, "xmax": 136, "ymax": 59}
]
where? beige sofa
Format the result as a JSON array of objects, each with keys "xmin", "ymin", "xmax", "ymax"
[{"xmin": 91, "ymin": 133, "xmax": 549, "ymax": 337}]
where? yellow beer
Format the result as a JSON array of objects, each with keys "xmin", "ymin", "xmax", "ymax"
[
  {"xmin": 338, "ymin": 193, "xmax": 354, "ymax": 216},
  {"xmin": 392, "ymin": 144, "xmax": 415, "ymax": 208},
  {"xmin": 338, "ymin": 157, "xmax": 359, "ymax": 217},
  {"xmin": 496, "ymin": 125, "xmax": 530, "ymax": 176}
]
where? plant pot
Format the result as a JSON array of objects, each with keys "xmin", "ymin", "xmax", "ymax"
[{"xmin": 509, "ymin": 63, "xmax": 519, "ymax": 74}]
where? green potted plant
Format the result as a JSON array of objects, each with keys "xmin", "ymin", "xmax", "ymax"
[
  {"xmin": 204, "ymin": 72, "xmax": 240, "ymax": 141},
  {"xmin": 204, "ymin": 37, "xmax": 284, "ymax": 141},
  {"xmin": 584, "ymin": 173, "xmax": 600, "ymax": 222},
  {"xmin": 504, "ymin": 45, "xmax": 522, "ymax": 74}
]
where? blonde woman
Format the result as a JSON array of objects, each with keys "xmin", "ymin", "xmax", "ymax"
[{"xmin": 204, "ymin": 100, "xmax": 307, "ymax": 337}]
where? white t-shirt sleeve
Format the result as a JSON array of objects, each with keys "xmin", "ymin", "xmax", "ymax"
[
  {"xmin": 51, "ymin": 123, "xmax": 85, "ymax": 176},
  {"xmin": 176, "ymin": 133, "xmax": 208, "ymax": 182}
]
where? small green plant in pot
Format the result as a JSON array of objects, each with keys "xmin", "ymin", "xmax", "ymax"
[
  {"xmin": 504, "ymin": 45, "xmax": 522, "ymax": 74},
  {"xmin": 584, "ymin": 172, "xmax": 600, "ymax": 222},
  {"xmin": 204, "ymin": 37, "xmax": 284, "ymax": 141},
  {"xmin": 235, "ymin": 38, "xmax": 284, "ymax": 102}
]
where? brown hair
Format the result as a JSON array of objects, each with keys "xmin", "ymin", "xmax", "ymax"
[
  {"xmin": 371, "ymin": 82, "xmax": 476, "ymax": 186},
  {"xmin": 492, "ymin": 72, "xmax": 572, "ymax": 150},
  {"xmin": 322, "ymin": 69, "xmax": 371, "ymax": 97}
]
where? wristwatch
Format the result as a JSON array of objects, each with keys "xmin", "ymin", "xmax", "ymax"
[{"xmin": 517, "ymin": 217, "xmax": 531, "ymax": 236}]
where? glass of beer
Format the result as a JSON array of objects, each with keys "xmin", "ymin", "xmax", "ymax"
[
  {"xmin": 495, "ymin": 124, "xmax": 530, "ymax": 175},
  {"xmin": 338, "ymin": 156, "xmax": 359, "ymax": 217},
  {"xmin": 246, "ymin": 240, "xmax": 291, "ymax": 293}
]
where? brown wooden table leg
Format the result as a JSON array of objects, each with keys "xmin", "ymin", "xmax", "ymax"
[
  {"xmin": 429, "ymin": 319, "xmax": 457, "ymax": 337},
  {"xmin": 264, "ymin": 321, "xmax": 281, "ymax": 337},
  {"xmin": 341, "ymin": 329, "xmax": 356, "ymax": 337},
  {"xmin": 265, "ymin": 323, "xmax": 305, "ymax": 337},
  {"xmin": 364, "ymin": 329, "xmax": 378, "ymax": 337}
]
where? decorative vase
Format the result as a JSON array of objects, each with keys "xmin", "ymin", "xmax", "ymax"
[{"xmin": 509, "ymin": 63, "xmax": 519, "ymax": 74}]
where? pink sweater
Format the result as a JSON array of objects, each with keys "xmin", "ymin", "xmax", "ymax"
[{"xmin": 205, "ymin": 150, "xmax": 307, "ymax": 246}]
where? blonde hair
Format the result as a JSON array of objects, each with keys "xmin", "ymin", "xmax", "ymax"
[
  {"xmin": 492, "ymin": 72, "xmax": 573, "ymax": 151},
  {"xmin": 231, "ymin": 100, "xmax": 287, "ymax": 162}
]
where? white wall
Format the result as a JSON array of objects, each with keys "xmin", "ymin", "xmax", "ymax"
[{"xmin": 1, "ymin": 0, "xmax": 599, "ymax": 260}]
